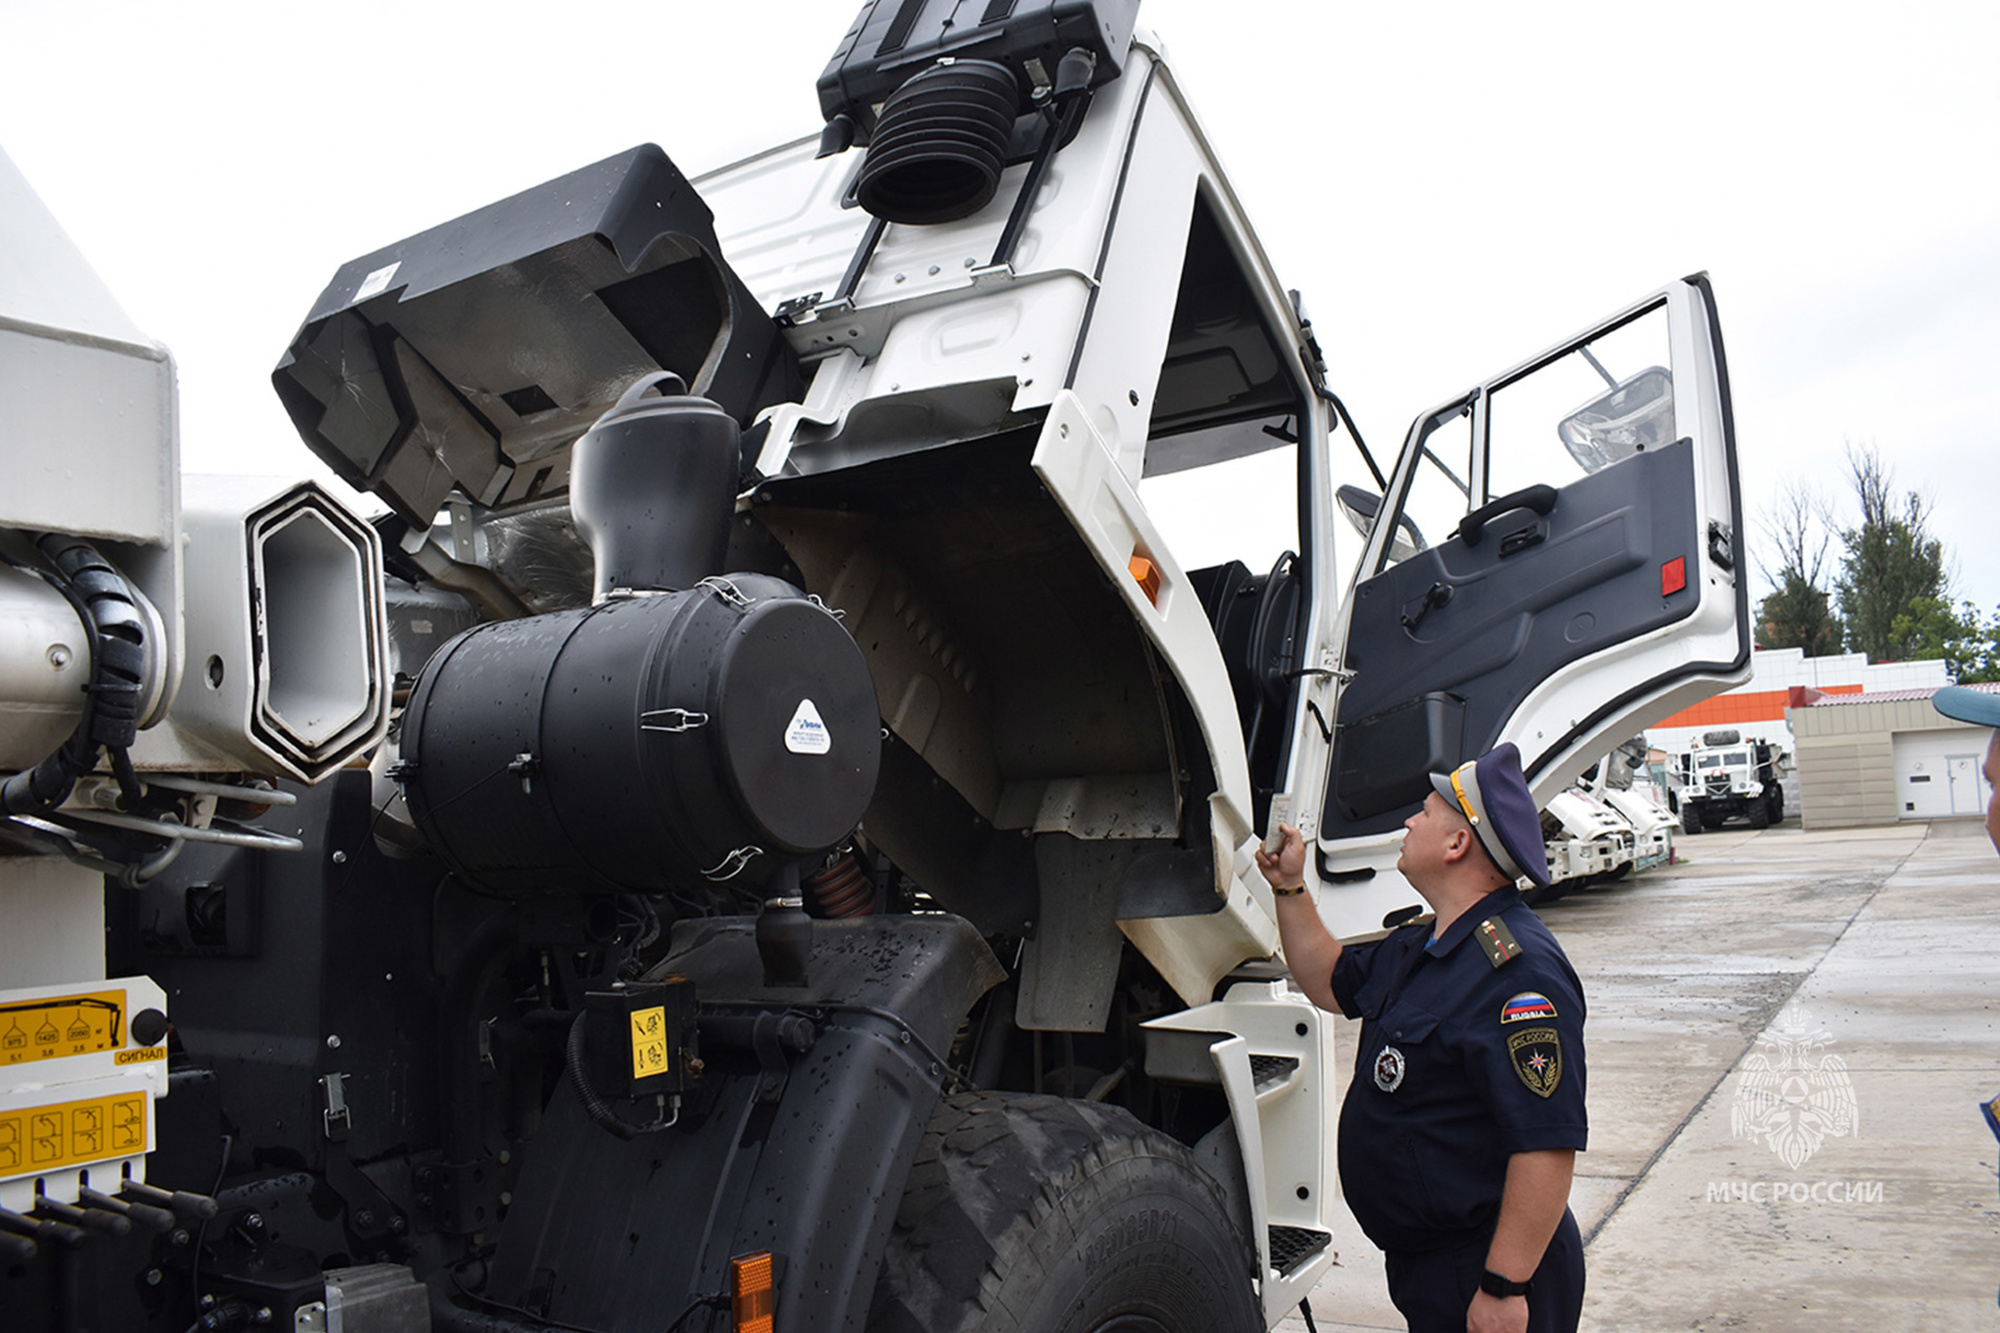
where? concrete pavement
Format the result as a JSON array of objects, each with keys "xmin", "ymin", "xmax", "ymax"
[{"xmin": 1274, "ymin": 818, "xmax": 2000, "ymax": 1332}]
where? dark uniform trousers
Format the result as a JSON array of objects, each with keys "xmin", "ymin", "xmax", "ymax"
[
  {"xmin": 1383, "ymin": 1206, "xmax": 1584, "ymax": 1333},
  {"xmin": 1331, "ymin": 884, "xmax": 1590, "ymax": 1333}
]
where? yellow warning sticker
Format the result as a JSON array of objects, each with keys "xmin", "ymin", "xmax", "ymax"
[
  {"xmin": 114, "ymin": 1047, "xmax": 167, "ymax": 1066},
  {"xmin": 0, "ymin": 990, "xmax": 125, "ymax": 1067},
  {"xmin": 0, "ymin": 1090, "xmax": 149, "ymax": 1177},
  {"xmin": 629, "ymin": 1006, "xmax": 669, "ymax": 1080}
]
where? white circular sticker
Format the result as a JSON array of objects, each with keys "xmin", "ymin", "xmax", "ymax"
[{"xmin": 785, "ymin": 699, "xmax": 831, "ymax": 755}]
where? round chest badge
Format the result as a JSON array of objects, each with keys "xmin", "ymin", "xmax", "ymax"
[{"xmin": 1373, "ymin": 1045, "xmax": 1406, "ymax": 1093}]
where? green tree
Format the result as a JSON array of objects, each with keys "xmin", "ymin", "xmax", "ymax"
[
  {"xmin": 1755, "ymin": 479, "xmax": 1840, "ymax": 654},
  {"xmin": 1833, "ymin": 442, "xmax": 1947, "ymax": 660},
  {"xmin": 1758, "ymin": 576, "xmax": 1842, "ymax": 655},
  {"xmin": 1889, "ymin": 597, "xmax": 2000, "ymax": 683}
]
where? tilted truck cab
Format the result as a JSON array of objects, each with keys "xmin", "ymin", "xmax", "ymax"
[{"xmin": 0, "ymin": 3, "xmax": 1750, "ymax": 1329}]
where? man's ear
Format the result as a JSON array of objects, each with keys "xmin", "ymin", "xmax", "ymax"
[{"xmin": 1441, "ymin": 825, "xmax": 1474, "ymax": 863}]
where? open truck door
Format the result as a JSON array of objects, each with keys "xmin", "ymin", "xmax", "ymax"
[{"xmin": 1312, "ymin": 275, "xmax": 1748, "ymax": 907}]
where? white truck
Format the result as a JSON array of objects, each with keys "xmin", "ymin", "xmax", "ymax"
[
  {"xmin": 1538, "ymin": 789, "xmax": 1637, "ymax": 899},
  {"xmin": 0, "ymin": 3, "xmax": 1751, "ymax": 1328},
  {"xmin": 1667, "ymin": 729, "xmax": 1788, "ymax": 832}
]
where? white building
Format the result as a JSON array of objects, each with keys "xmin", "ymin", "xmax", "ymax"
[
  {"xmin": 1787, "ymin": 683, "xmax": 1998, "ymax": 828},
  {"xmin": 1646, "ymin": 647, "xmax": 1950, "ymax": 756}
]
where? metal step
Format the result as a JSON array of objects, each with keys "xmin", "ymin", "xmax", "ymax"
[
  {"xmin": 1268, "ymin": 1223, "xmax": 1333, "ymax": 1275},
  {"xmin": 1249, "ymin": 1053, "xmax": 1300, "ymax": 1091}
]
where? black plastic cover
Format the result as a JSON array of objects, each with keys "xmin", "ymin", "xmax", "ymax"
[
  {"xmin": 272, "ymin": 146, "xmax": 802, "ymax": 527},
  {"xmin": 818, "ymin": 0, "xmax": 1141, "ymax": 142},
  {"xmin": 1332, "ymin": 692, "xmax": 1467, "ymax": 823}
]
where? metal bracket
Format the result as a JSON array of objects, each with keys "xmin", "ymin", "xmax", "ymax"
[
  {"xmin": 696, "ymin": 576, "xmax": 753, "ymax": 610},
  {"xmin": 773, "ymin": 291, "xmax": 826, "ymax": 326},
  {"xmin": 640, "ymin": 709, "xmax": 709, "ymax": 734},
  {"xmin": 321, "ymin": 1073, "xmax": 350, "ymax": 1142},
  {"xmin": 703, "ymin": 847, "xmax": 763, "ymax": 881},
  {"xmin": 1708, "ymin": 520, "xmax": 1736, "ymax": 571}
]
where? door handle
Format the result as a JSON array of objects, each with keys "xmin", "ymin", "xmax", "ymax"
[
  {"xmin": 1497, "ymin": 520, "xmax": 1548, "ymax": 557},
  {"xmin": 1458, "ymin": 484, "xmax": 1557, "ymax": 547},
  {"xmin": 1400, "ymin": 581, "xmax": 1454, "ymax": 633}
]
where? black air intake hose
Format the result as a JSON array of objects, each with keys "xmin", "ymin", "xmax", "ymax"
[
  {"xmin": 1, "ymin": 536, "xmax": 148, "ymax": 816},
  {"xmin": 857, "ymin": 59, "xmax": 1019, "ymax": 225}
]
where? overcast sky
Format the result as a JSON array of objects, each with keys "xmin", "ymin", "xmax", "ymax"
[{"xmin": 6, "ymin": 1, "xmax": 1996, "ymax": 629}]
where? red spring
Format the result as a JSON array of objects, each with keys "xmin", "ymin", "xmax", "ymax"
[{"xmin": 804, "ymin": 852, "xmax": 875, "ymax": 918}]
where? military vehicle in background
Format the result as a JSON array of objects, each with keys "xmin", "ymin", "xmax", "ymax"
[{"xmin": 1667, "ymin": 729, "xmax": 1788, "ymax": 832}]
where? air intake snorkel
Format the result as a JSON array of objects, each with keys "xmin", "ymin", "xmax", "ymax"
[{"xmin": 818, "ymin": 0, "xmax": 1140, "ymax": 229}]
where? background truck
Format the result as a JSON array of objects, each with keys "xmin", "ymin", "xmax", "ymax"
[
  {"xmin": 1537, "ymin": 788, "xmax": 1636, "ymax": 900},
  {"xmin": 0, "ymin": 2, "xmax": 1751, "ymax": 1329},
  {"xmin": 1668, "ymin": 728, "xmax": 1788, "ymax": 832},
  {"xmin": 1573, "ymin": 735, "xmax": 1676, "ymax": 876}
]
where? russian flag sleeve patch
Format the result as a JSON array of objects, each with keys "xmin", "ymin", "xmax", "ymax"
[{"xmin": 1501, "ymin": 992, "xmax": 1558, "ymax": 1025}]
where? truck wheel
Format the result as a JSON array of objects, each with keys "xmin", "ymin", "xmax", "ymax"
[
  {"xmin": 1680, "ymin": 803, "xmax": 1701, "ymax": 836},
  {"xmin": 1767, "ymin": 786, "xmax": 1785, "ymax": 823},
  {"xmin": 867, "ymin": 1091, "xmax": 1262, "ymax": 1333},
  {"xmin": 1747, "ymin": 799, "xmax": 1770, "ymax": 830}
]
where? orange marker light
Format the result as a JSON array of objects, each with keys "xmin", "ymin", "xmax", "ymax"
[
  {"xmin": 1128, "ymin": 553, "xmax": 1161, "ymax": 605},
  {"xmin": 731, "ymin": 1251, "xmax": 775, "ymax": 1333}
]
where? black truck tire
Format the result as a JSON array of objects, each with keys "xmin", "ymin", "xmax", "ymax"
[
  {"xmin": 866, "ymin": 1091, "xmax": 1262, "ymax": 1333},
  {"xmin": 1680, "ymin": 802, "xmax": 1701, "ymax": 836},
  {"xmin": 1747, "ymin": 797, "xmax": 1770, "ymax": 829},
  {"xmin": 1767, "ymin": 785, "xmax": 1785, "ymax": 823}
]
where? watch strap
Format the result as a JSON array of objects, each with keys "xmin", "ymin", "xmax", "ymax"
[{"xmin": 1480, "ymin": 1269, "xmax": 1532, "ymax": 1299}]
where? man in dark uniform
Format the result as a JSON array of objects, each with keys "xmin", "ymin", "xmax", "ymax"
[{"xmin": 1258, "ymin": 742, "xmax": 1586, "ymax": 1333}]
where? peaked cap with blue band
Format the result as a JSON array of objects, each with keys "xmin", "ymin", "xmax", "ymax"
[{"xmin": 1429, "ymin": 742, "xmax": 1550, "ymax": 889}]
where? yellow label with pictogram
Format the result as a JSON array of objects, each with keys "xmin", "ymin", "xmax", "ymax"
[
  {"xmin": 0, "ymin": 990, "xmax": 125, "ymax": 1067},
  {"xmin": 0, "ymin": 1091, "xmax": 149, "ymax": 1178},
  {"xmin": 629, "ymin": 1006, "xmax": 669, "ymax": 1080}
]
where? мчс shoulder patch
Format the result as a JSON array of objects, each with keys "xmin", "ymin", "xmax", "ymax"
[
  {"xmin": 1474, "ymin": 917, "xmax": 1523, "ymax": 969},
  {"xmin": 1507, "ymin": 1026, "xmax": 1562, "ymax": 1097},
  {"xmin": 1501, "ymin": 992, "xmax": 1557, "ymax": 1025}
]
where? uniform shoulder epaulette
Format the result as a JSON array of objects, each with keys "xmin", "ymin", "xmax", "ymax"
[{"xmin": 1474, "ymin": 916, "xmax": 1524, "ymax": 969}]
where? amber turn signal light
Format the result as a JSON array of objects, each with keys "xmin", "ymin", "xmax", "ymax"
[
  {"xmin": 731, "ymin": 1251, "xmax": 775, "ymax": 1333},
  {"xmin": 1129, "ymin": 553, "xmax": 1162, "ymax": 605}
]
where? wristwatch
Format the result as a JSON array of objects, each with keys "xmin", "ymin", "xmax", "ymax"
[
  {"xmin": 1480, "ymin": 1269, "xmax": 1532, "ymax": 1299},
  {"xmin": 1271, "ymin": 882, "xmax": 1307, "ymax": 897}
]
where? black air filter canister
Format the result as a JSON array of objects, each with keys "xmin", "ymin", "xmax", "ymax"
[
  {"xmin": 399, "ymin": 574, "xmax": 881, "ymax": 895},
  {"xmin": 856, "ymin": 59, "xmax": 1019, "ymax": 225},
  {"xmin": 570, "ymin": 372, "xmax": 741, "ymax": 600}
]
